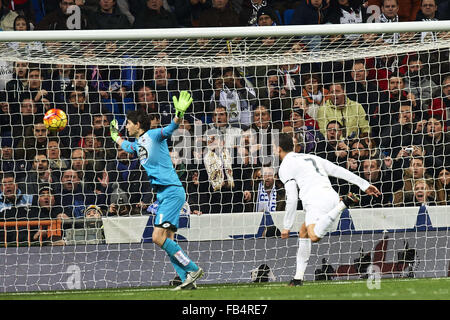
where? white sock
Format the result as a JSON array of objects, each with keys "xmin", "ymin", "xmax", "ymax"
[
  {"xmin": 294, "ymin": 238, "xmax": 311, "ymax": 280},
  {"xmin": 313, "ymin": 201, "xmax": 347, "ymax": 239}
]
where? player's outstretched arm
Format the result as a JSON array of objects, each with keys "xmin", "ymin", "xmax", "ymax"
[
  {"xmin": 365, "ymin": 185, "xmax": 381, "ymax": 197},
  {"xmin": 110, "ymin": 119, "xmax": 125, "ymax": 148},
  {"xmin": 158, "ymin": 91, "xmax": 193, "ymax": 140},
  {"xmin": 172, "ymin": 90, "xmax": 193, "ymax": 124}
]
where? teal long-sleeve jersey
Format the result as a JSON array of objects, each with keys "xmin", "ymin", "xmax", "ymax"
[{"xmin": 120, "ymin": 120, "xmax": 182, "ymax": 187}]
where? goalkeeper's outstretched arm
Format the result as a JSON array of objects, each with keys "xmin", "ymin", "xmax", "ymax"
[
  {"xmin": 172, "ymin": 90, "xmax": 193, "ymax": 124},
  {"xmin": 109, "ymin": 91, "xmax": 193, "ymax": 148},
  {"xmin": 159, "ymin": 90, "xmax": 193, "ymax": 139},
  {"xmin": 110, "ymin": 119, "xmax": 125, "ymax": 149}
]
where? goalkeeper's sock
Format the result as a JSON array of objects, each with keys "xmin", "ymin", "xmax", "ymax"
[
  {"xmin": 294, "ymin": 238, "xmax": 311, "ymax": 280},
  {"xmin": 169, "ymin": 255, "xmax": 187, "ymax": 282},
  {"xmin": 162, "ymin": 238, "xmax": 199, "ymax": 273},
  {"xmin": 313, "ymin": 201, "xmax": 347, "ymax": 239}
]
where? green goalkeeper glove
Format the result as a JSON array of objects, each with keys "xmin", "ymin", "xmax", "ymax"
[
  {"xmin": 172, "ymin": 90, "xmax": 193, "ymax": 119},
  {"xmin": 110, "ymin": 119, "xmax": 120, "ymax": 143}
]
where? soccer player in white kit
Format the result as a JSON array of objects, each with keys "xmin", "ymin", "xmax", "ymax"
[{"xmin": 275, "ymin": 133, "xmax": 381, "ymax": 286}]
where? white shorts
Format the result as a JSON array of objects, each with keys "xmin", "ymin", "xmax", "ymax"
[{"xmin": 303, "ymin": 190, "xmax": 340, "ymax": 226}]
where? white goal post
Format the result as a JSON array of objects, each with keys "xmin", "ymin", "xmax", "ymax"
[{"xmin": 0, "ymin": 21, "xmax": 449, "ymax": 292}]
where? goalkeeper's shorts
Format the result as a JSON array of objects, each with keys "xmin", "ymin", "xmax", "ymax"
[{"xmin": 154, "ymin": 185, "xmax": 186, "ymax": 231}]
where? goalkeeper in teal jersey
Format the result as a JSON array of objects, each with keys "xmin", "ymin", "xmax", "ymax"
[{"xmin": 110, "ymin": 91, "xmax": 203, "ymax": 290}]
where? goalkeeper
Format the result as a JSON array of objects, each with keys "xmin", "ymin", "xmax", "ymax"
[{"xmin": 110, "ymin": 91, "xmax": 203, "ymax": 290}]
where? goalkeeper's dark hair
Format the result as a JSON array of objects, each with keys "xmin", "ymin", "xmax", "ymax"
[
  {"xmin": 277, "ymin": 133, "xmax": 294, "ymax": 153},
  {"xmin": 126, "ymin": 110, "xmax": 151, "ymax": 132}
]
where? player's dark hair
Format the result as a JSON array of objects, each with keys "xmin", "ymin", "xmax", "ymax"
[
  {"xmin": 278, "ymin": 133, "xmax": 294, "ymax": 153},
  {"xmin": 127, "ymin": 110, "xmax": 151, "ymax": 132}
]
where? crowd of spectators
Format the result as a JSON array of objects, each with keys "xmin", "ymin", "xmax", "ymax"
[{"xmin": 0, "ymin": 0, "xmax": 449, "ymax": 246}]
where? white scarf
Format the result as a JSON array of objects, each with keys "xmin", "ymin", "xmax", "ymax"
[
  {"xmin": 379, "ymin": 14, "xmax": 400, "ymax": 44},
  {"xmin": 256, "ymin": 181, "xmax": 277, "ymax": 212},
  {"xmin": 279, "ymin": 65, "xmax": 300, "ymax": 91},
  {"xmin": 340, "ymin": 8, "xmax": 363, "ymax": 40},
  {"xmin": 215, "ymin": 86, "xmax": 253, "ymax": 126},
  {"xmin": 204, "ymin": 147, "xmax": 234, "ymax": 191},
  {"xmin": 420, "ymin": 18, "xmax": 438, "ymax": 43}
]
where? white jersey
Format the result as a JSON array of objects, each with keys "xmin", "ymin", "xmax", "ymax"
[{"xmin": 278, "ymin": 152, "xmax": 370, "ymax": 230}]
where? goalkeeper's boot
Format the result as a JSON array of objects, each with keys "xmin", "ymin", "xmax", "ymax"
[
  {"xmin": 172, "ymin": 282, "xmax": 197, "ymax": 291},
  {"xmin": 343, "ymin": 192, "xmax": 360, "ymax": 208},
  {"xmin": 175, "ymin": 267, "xmax": 204, "ymax": 290},
  {"xmin": 288, "ymin": 279, "xmax": 303, "ymax": 287}
]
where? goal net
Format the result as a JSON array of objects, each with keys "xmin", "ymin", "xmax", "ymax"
[{"xmin": 0, "ymin": 21, "xmax": 449, "ymax": 292}]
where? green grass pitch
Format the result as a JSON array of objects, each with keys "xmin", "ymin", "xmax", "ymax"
[{"xmin": 0, "ymin": 277, "xmax": 449, "ymax": 300}]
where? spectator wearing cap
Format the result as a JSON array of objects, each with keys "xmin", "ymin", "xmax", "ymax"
[
  {"xmin": 239, "ymin": 0, "xmax": 270, "ymax": 26},
  {"xmin": 83, "ymin": 205, "xmax": 106, "ymax": 234},
  {"xmin": 255, "ymin": 6, "xmax": 279, "ymax": 25},
  {"xmin": 84, "ymin": 204, "xmax": 103, "ymax": 219}
]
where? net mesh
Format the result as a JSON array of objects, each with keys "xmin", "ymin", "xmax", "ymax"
[
  {"xmin": 0, "ymin": 25, "xmax": 449, "ymax": 291},
  {"xmin": 1, "ymin": 32, "xmax": 450, "ymax": 67}
]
